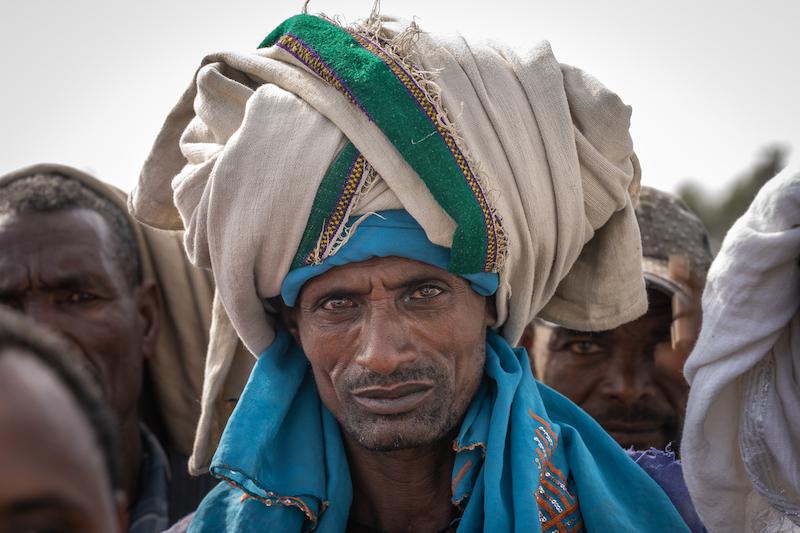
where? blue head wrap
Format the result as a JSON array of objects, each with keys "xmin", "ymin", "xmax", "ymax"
[
  {"xmin": 280, "ymin": 210, "xmax": 498, "ymax": 306},
  {"xmin": 188, "ymin": 210, "xmax": 690, "ymax": 532}
]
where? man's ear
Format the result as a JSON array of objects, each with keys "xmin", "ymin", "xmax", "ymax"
[
  {"xmin": 519, "ymin": 323, "xmax": 539, "ymax": 379},
  {"xmin": 134, "ymin": 280, "xmax": 160, "ymax": 361},
  {"xmin": 485, "ymin": 297, "xmax": 498, "ymax": 328},
  {"xmin": 271, "ymin": 297, "xmax": 302, "ymax": 347}
]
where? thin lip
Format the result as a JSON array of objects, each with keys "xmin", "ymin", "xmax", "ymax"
[
  {"xmin": 350, "ymin": 381, "xmax": 434, "ymax": 415},
  {"xmin": 351, "ymin": 381, "xmax": 434, "ymax": 398}
]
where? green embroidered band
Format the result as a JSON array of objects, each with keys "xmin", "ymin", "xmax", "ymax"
[{"xmin": 263, "ymin": 14, "xmax": 506, "ymax": 274}]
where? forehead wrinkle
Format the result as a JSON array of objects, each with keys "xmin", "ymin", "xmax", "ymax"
[
  {"xmin": 552, "ymin": 327, "xmax": 612, "ymax": 339},
  {"xmin": 1, "ymin": 213, "xmax": 124, "ymax": 291}
]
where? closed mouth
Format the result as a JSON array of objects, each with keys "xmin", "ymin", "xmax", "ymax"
[
  {"xmin": 350, "ymin": 381, "xmax": 434, "ymax": 416},
  {"xmin": 600, "ymin": 420, "xmax": 663, "ymax": 433},
  {"xmin": 600, "ymin": 420, "xmax": 665, "ymax": 447}
]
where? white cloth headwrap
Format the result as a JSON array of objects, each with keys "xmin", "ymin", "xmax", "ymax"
[
  {"xmin": 130, "ymin": 15, "xmax": 646, "ymax": 470},
  {"xmin": 682, "ymin": 160, "xmax": 800, "ymax": 532}
]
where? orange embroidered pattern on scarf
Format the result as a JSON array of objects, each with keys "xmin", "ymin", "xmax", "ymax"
[{"xmin": 529, "ymin": 410, "xmax": 584, "ymax": 532}]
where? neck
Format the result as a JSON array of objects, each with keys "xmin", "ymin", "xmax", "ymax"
[
  {"xmin": 119, "ymin": 412, "xmax": 143, "ymax": 509},
  {"xmin": 344, "ymin": 433, "xmax": 457, "ymax": 533}
]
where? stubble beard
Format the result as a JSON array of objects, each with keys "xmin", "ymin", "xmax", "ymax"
[{"xmin": 338, "ymin": 367, "xmax": 463, "ymax": 452}]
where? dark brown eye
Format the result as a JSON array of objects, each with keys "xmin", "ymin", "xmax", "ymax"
[
  {"xmin": 321, "ymin": 297, "xmax": 355, "ymax": 310},
  {"xmin": 409, "ymin": 285, "xmax": 443, "ymax": 300},
  {"xmin": 64, "ymin": 291, "xmax": 98, "ymax": 304},
  {"xmin": 566, "ymin": 340, "xmax": 604, "ymax": 356}
]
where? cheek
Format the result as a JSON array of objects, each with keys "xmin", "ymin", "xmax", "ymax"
[
  {"xmin": 452, "ymin": 340, "xmax": 485, "ymax": 404},
  {"xmin": 545, "ymin": 356, "xmax": 604, "ymax": 402},
  {"xmin": 86, "ymin": 306, "xmax": 141, "ymax": 365},
  {"xmin": 60, "ymin": 300, "xmax": 138, "ymax": 349},
  {"xmin": 298, "ymin": 326, "xmax": 358, "ymax": 417},
  {"xmin": 438, "ymin": 312, "xmax": 488, "ymax": 403},
  {"xmin": 67, "ymin": 302, "xmax": 144, "ymax": 408}
]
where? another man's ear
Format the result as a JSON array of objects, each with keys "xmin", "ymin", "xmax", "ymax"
[
  {"xmin": 134, "ymin": 280, "xmax": 160, "ymax": 360},
  {"xmin": 114, "ymin": 489, "xmax": 129, "ymax": 532},
  {"xmin": 518, "ymin": 323, "xmax": 540, "ymax": 378},
  {"xmin": 519, "ymin": 323, "xmax": 535, "ymax": 356}
]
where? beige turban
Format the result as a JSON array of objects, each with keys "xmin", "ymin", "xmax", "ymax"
[{"xmin": 130, "ymin": 13, "xmax": 646, "ymax": 470}]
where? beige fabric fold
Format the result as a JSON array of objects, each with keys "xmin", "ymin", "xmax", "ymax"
[
  {"xmin": 130, "ymin": 14, "xmax": 646, "ymax": 470},
  {"xmin": 0, "ymin": 163, "xmax": 252, "ymax": 461}
]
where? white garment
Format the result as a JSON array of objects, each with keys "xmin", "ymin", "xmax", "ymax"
[
  {"xmin": 130, "ymin": 14, "xmax": 646, "ymax": 470},
  {"xmin": 682, "ymin": 160, "xmax": 800, "ymax": 532}
]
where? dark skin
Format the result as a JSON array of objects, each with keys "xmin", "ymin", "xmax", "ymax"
[
  {"xmin": 284, "ymin": 257, "xmax": 495, "ymax": 533},
  {"xmin": 0, "ymin": 349, "xmax": 123, "ymax": 533},
  {"xmin": 524, "ymin": 289, "xmax": 689, "ymax": 450},
  {"xmin": 0, "ymin": 209, "xmax": 159, "ymax": 514}
]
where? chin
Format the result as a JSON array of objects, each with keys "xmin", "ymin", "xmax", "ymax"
[
  {"xmin": 344, "ymin": 409, "xmax": 458, "ymax": 452},
  {"xmin": 346, "ymin": 421, "xmax": 442, "ymax": 451}
]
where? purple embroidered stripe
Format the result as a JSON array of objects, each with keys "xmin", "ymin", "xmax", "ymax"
[
  {"xmin": 346, "ymin": 30, "xmax": 503, "ymax": 271},
  {"xmin": 305, "ymin": 153, "xmax": 370, "ymax": 264},
  {"xmin": 276, "ymin": 33, "xmax": 374, "ymax": 122}
]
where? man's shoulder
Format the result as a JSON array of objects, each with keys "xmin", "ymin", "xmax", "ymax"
[
  {"xmin": 162, "ymin": 481, "xmax": 312, "ymax": 532},
  {"xmin": 162, "ymin": 512, "xmax": 194, "ymax": 533},
  {"xmin": 160, "ymin": 482, "xmax": 234, "ymax": 533},
  {"xmin": 628, "ymin": 448, "xmax": 707, "ymax": 533},
  {"xmin": 130, "ymin": 426, "xmax": 170, "ymax": 533}
]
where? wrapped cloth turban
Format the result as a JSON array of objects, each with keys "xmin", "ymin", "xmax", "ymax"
[{"xmin": 130, "ymin": 13, "xmax": 646, "ymax": 470}]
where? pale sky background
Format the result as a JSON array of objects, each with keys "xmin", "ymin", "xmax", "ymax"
[{"xmin": 1, "ymin": 0, "xmax": 797, "ymax": 196}]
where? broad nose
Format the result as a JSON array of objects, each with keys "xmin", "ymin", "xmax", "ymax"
[
  {"xmin": 599, "ymin": 359, "xmax": 656, "ymax": 406},
  {"xmin": 354, "ymin": 307, "xmax": 416, "ymax": 376}
]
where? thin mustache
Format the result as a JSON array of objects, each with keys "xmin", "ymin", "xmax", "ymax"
[
  {"xmin": 596, "ymin": 404, "xmax": 674, "ymax": 424},
  {"xmin": 343, "ymin": 366, "xmax": 443, "ymax": 391}
]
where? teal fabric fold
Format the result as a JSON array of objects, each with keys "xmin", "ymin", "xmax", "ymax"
[
  {"xmin": 280, "ymin": 210, "xmax": 499, "ymax": 306},
  {"xmin": 189, "ymin": 329, "xmax": 689, "ymax": 532}
]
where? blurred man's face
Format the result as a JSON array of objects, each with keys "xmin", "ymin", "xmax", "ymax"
[
  {"xmin": 0, "ymin": 348, "xmax": 121, "ymax": 533},
  {"xmin": 0, "ymin": 209, "xmax": 157, "ymax": 423},
  {"xmin": 287, "ymin": 256, "xmax": 493, "ymax": 451},
  {"xmin": 528, "ymin": 289, "xmax": 688, "ymax": 450}
]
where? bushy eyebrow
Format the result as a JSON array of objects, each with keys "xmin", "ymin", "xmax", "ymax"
[
  {"xmin": 4, "ymin": 495, "xmax": 80, "ymax": 514},
  {"xmin": 0, "ymin": 272, "xmax": 115, "ymax": 303},
  {"xmin": 383, "ymin": 275, "xmax": 451, "ymax": 291},
  {"xmin": 39, "ymin": 272, "xmax": 114, "ymax": 292},
  {"xmin": 303, "ymin": 275, "xmax": 453, "ymax": 306},
  {"xmin": 551, "ymin": 327, "xmax": 611, "ymax": 340}
]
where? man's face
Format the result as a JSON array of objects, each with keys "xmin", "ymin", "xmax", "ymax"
[
  {"xmin": 288, "ymin": 257, "xmax": 493, "ymax": 451},
  {"xmin": 530, "ymin": 290, "xmax": 688, "ymax": 450},
  {"xmin": 0, "ymin": 209, "xmax": 156, "ymax": 422},
  {"xmin": 0, "ymin": 348, "xmax": 120, "ymax": 533}
]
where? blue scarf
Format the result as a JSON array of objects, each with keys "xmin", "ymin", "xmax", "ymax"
[
  {"xmin": 188, "ymin": 211, "xmax": 689, "ymax": 532},
  {"xmin": 189, "ymin": 330, "xmax": 689, "ymax": 532}
]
